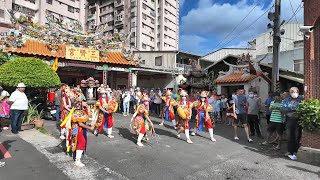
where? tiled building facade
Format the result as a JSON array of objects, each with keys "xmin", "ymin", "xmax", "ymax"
[{"xmin": 87, "ymin": 0, "xmax": 179, "ymax": 51}]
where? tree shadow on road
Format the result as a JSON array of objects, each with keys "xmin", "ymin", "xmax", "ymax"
[
  {"xmin": 0, "ymin": 140, "xmax": 15, "ymax": 160},
  {"xmin": 213, "ymin": 121, "xmax": 289, "ymax": 160}
]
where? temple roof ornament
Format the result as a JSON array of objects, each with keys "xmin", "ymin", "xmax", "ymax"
[
  {"xmin": 0, "ymin": 9, "xmax": 136, "ymax": 60},
  {"xmin": 215, "ymin": 53, "xmax": 270, "ymax": 84}
]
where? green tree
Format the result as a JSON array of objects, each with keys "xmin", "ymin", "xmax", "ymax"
[
  {"xmin": 0, "ymin": 57, "xmax": 61, "ymax": 88},
  {"xmin": 0, "ymin": 50, "xmax": 9, "ymax": 65}
]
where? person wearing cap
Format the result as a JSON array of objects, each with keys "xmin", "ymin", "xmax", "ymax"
[{"xmin": 8, "ymin": 83, "xmax": 28, "ymax": 134}]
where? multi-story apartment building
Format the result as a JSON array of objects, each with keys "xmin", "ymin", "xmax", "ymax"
[
  {"xmin": 87, "ymin": 0, "xmax": 179, "ymax": 51},
  {"xmin": 0, "ymin": 0, "xmax": 86, "ymax": 31}
]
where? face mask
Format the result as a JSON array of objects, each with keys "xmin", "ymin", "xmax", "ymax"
[
  {"xmin": 291, "ymin": 92, "xmax": 299, "ymax": 98},
  {"xmin": 182, "ymin": 96, "xmax": 187, "ymax": 101},
  {"xmin": 254, "ymin": 95, "xmax": 258, "ymax": 97},
  {"xmin": 249, "ymin": 94, "xmax": 254, "ymax": 98}
]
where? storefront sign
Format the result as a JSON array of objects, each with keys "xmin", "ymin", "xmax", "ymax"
[
  {"xmin": 128, "ymin": 72, "xmax": 132, "ymax": 88},
  {"xmin": 110, "ymin": 67, "xmax": 127, "ymax": 72},
  {"xmin": 66, "ymin": 46, "xmax": 99, "ymax": 62},
  {"xmin": 103, "ymin": 70, "xmax": 108, "ymax": 85},
  {"xmin": 66, "ymin": 62, "xmax": 96, "ymax": 69}
]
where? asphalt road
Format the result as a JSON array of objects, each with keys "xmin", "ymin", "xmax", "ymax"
[
  {"xmin": 1, "ymin": 113, "xmax": 319, "ymax": 180},
  {"xmin": 0, "ymin": 129, "xmax": 68, "ymax": 180}
]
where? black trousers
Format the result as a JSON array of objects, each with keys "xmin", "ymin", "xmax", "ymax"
[
  {"xmin": 247, "ymin": 114, "xmax": 262, "ymax": 136},
  {"xmin": 286, "ymin": 116, "xmax": 302, "ymax": 154},
  {"xmin": 266, "ymin": 114, "xmax": 271, "ymax": 125},
  {"xmin": 154, "ymin": 103, "xmax": 161, "ymax": 115}
]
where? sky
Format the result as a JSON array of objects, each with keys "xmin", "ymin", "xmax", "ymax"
[{"xmin": 178, "ymin": 0, "xmax": 304, "ymax": 56}]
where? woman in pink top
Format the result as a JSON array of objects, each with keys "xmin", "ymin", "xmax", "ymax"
[{"xmin": 0, "ymin": 96, "xmax": 10, "ymax": 130}]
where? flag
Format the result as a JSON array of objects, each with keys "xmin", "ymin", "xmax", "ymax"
[{"xmin": 52, "ymin": 57, "xmax": 59, "ymax": 71}]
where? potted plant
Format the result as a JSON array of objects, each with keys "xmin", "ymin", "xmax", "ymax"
[
  {"xmin": 21, "ymin": 103, "xmax": 38, "ymax": 130},
  {"xmin": 33, "ymin": 109, "xmax": 44, "ymax": 128},
  {"xmin": 296, "ymin": 98, "xmax": 320, "ymax": 149}
]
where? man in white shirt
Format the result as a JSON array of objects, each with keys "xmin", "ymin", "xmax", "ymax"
[{"xmin": 9, "ymin": 83, "xmax": 28, "ymax": 134}]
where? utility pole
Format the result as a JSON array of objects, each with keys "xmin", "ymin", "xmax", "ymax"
[{"xmin": 271, "ymin": 0, "xmax": 281, "ymax": 92}]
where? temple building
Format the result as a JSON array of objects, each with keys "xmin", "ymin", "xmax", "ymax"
[{"xmin": 214, "ymin": 54, "xmax": 271, "ymax": 101}]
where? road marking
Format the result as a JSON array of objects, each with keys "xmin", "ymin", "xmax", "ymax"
[
  {"xmin": 0, "ymin": 143, "xmax": 12, "ymax": 158},
  {"xmin": 18, "ymin": 129, "xmax": 129, "ymax": 180}
]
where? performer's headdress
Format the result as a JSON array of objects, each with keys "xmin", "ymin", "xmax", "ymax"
[
  {"xmin": 166, "ymin": 89, "xmax": 172, "ymax": 96},
  {"xmin": 200, "ymin": 91, "xmax": 209, "ymax": 98},
  {"xmin": 99, "ymin": 88, "xmax": 107, "ymax": 94},
  {"xmin": 180, "ymin": 90, "xmax": 188, "ymax": 97}
]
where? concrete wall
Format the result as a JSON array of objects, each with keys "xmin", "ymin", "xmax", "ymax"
[
  {"xmin": 135, "ymin": 51, "xmax": 176, "ymax": 70},
  {"xmin": 257, "ymin": 47, "xmax": 304, "ymax": 73}
]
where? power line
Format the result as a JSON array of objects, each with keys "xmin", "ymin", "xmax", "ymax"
[
  {"xmin": 288, "ymin": 0, "xmax": 298, "ymax": 22},
  {"xmin": 213, "ymin": 4, "xmax": 259, "ymax": 50},
  {"xmin": 283, "ymin": 1, "xmax": 303, "ymax": 26},
  {"xmin": 219, "ymin": 6, "xmax": 272, "ymax": 48}
]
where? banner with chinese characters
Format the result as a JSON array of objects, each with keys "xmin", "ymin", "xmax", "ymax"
[{"xmin": 66, "ymin": 46, "xmax": 99, "ymax": 62}]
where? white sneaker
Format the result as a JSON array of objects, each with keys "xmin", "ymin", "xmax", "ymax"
[
  {"xmin": 174, "ymin": 127, "xmax": 178, "ymax": 130},
  {"xmin": 75, "ymin": 160, "xmax": 85, "ymax": 167},
  {"xmin": 60, "ymin": 135, "xmax": 66, "ymax": 140},
  {"xmin": 137, "ymin": 142, "xmax": 144, "ymax": 147},
  {"xmin": 187, "ymin": 139, "xmax": 193, "ymax": 144},
  {"xmin": 234, "ymin": 137, "xmax": 239, "ymax": 140},
  {"xmin": 159, "ymin": 123, "xmax": 164, "ymax": 126},
  {"xmin": 211, "ymin": 137, "xmax": 217, "ymax": 142},
  {"xmin": 248, "ymin": 139, "xmax": 253, "ymax": 143},
  {"xmin": 288, "ymin": 154, "xmax": 297, "ymax": 161},
  {"xmin": 191, "ymin": 132, "xmax": 196, "ymax": 136},
  {"xmin": 177, "ymin": 134, "xmax": 181, "ymax": 138},
  {"xmin": 107, "ymin": 135, "xmax": 114, "ymax": 138}
]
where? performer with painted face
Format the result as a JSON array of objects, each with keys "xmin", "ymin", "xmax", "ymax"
[
  {"xmin": 131, "ymin": 104, "xmax": 155, "ymax": 146},
  {"xmin": 176, "ymin": 90, "xmax": 193, "ymax": 144},
  {"xmin": 159, "ymin": 89, "xmax": 177, "ymax": 129},
  {"xmin": 193, "ymin": 91, "xmax": 216, "ymax": 142},
  {"xmin": 60, "ymin": 88, "xmax": 94, "ymax": 167},
  {"xmin": 94, "ymin": 88, "xmax": 118, "ymax": 138}
]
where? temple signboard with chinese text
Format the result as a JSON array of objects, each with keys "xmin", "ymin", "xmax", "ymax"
[{"xmin": 66, "ymin": 46, "xmax": 99, "ymax": 62}]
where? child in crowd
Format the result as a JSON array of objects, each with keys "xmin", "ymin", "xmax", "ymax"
[{"xmin": 0, "ymin": 96, "xmax": 10, "ymax": 130}]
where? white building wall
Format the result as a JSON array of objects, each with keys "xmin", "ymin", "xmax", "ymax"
[
  {"xmin": 253, "ymin": 22, "xmax": 304, "ymax": 57},
  {"xmin": 202, "ymin": 48, "xmax": 255, "ymax": 62}
]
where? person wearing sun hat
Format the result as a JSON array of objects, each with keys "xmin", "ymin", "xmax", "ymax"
[
  {"xmin": 192, "ymin": 91, "xmax": 216, "ymax": 142},
  {"xmin": 8, "ymin": 83, "xmax": 28, "ymax": 134},
  {"xmin": 176, "ymin": 90, "xmax": 193, "ymax": 144}
]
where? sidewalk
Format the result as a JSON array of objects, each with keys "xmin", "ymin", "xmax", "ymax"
[{"xmin": 0, "ymin": 129, "xmax": 68, "ymax": 180}]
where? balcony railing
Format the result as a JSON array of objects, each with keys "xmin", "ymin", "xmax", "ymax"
[{"xmin": 176, "ymin": 63, "xmax": 192, "ymax": 73}]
